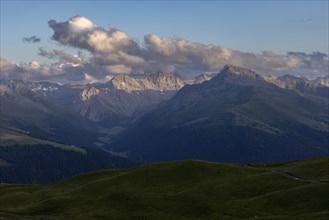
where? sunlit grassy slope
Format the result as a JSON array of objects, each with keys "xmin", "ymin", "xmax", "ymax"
[
  {"xmin": 0, "ymin": 127, "xmax": 86, "ymax": 153},
  {"xmin": 0, "ymin": 157, "xmax": 328, "ymax": 220}
]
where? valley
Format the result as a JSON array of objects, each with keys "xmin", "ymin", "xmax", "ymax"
[{"xmin": 1, "ymin": 65, "xmax": 328, "ymax": 184}]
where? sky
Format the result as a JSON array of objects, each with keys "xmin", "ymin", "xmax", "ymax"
[{"xmin": 0, "ymin": 0, "xmax": 328, "ymax": 82}]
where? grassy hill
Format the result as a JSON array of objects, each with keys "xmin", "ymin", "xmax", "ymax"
[
  {"xmin": 0, "ymin": 157, "xmax": 328, "ymax": 219},
  {"xmin": 264, "ymin": 156, "xmax": 329, "ymax": 181}
]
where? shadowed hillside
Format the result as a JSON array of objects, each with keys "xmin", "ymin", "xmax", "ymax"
[
  {"xmin": 0, "ymin": 157, "xmax": 328, "ymax": 219},
  {"xmin": 0, "ymin": 144, "xmax": 137, "ymax": 184}
]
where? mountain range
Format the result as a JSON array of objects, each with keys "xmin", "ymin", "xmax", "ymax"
[
  {"xmin": 1, "ymin": 72, "xmax": 209, "ymax": 125},
  {"xmin": 0, "ymin": 71, "xmax": 212, "ymax": 147},
  {"xmin": 1, "ymin": 65, "xmax": 328, "ymax": 183},
  {"xmin": 108, "ymin": 65, "xmax": 329, "ymax": 163}
]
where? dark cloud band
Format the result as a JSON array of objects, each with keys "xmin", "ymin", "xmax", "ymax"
[{"xmin": 22, "ymin": 35, "xmax": 41, "ymax": 43}]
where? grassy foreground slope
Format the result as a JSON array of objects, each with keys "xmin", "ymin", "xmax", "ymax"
[
  {"xmin": 265, "ymin": 156, "xmax": 329, "ymax": 181},
  {"xmin": 0, "ymin": 157, "xmax": 328, "ymax": 220}
]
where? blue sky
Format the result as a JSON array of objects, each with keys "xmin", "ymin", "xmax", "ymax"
[
  {"xmin": 0, "ymin": 1, "xmax": 328, "ymax": 81},
  {"xmin": 1, "ymin": 0, "xmax": 328, "ymax": 63}
]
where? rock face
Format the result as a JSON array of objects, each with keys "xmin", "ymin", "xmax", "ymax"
[
  {"xmin": 108, "ymin": 72, "xmax": 187, "ymax": 92},
  {"xmin": 108, "ymin": 65, "xmax": 329, "ymax": 163},
  {"xmin": 80, "ymin": 87, "xmax": 100, "ymax": 101},
  {"xmin": 213, "ymin": 65, "xmax": 272, "ymax": 87},
  {"xmin": 0, "ymin": 72, "xmax": 195, "ymax": 125},
  {"xmin": 276, "ymin": 75, "xmax": 329, "ymax": 98},
  {"xmin": 313, "ymin": 75, "xmax": 329, "ymax": 87},
  {"xmin": 192, "ymin": 73, "xmax": 213, "ymax": 84},
  {"xmin": 0, "ymin": 81, "xmax": 106, "ymax": 148},
  {"xmin": 0, "ymin": 81, "xmax": 35, "ymax": 99},
  {"xmin": 263, "ymin": 76, "xmax": 285, "ymax": 88},
  {"xmin": 108, "ymin": 75, "xmax": 156, "ymax": 92},
  {"xmin": 75, "ymin": 73, "xmax": 187, "ymax": 123},
  {"xmin": 76, "ymin": 71, "xmax": 216, "ymax": 123},
  {"xmin": 146, "ymin": 72, "xmax": 186, "ymax": 90},
  {"xmin": 263, "ymin": 74, "xmax": 329, "ymax": 98}
]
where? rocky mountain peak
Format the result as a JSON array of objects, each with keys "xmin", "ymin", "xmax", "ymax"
[
  {"xmin": 263, "ymin": 76, "xmax": 285, "ymax": 88},
  {"xmin": 209, "ymin": 64, "xmax": 269, "ymax": 88},
  {"xmin": 0, "ymin": 81, "xmax": 35, "ymax": 99},
  {"xmin": 221, "ymin": 64, "xmax": 259, "ymax": 78},
  {"xmin": 147, "ymin": 72, "xmax": 186, "ymax": 91},
  {"xmin": 277, "ymin": 74, "xmax": 311, "ymax": 90},
  {"xmin": 192, "ymin": 73, "xmax": 212, "ymax": 84},
  {"xmin": 278, "ymin": 74, "xmax": 309, "ymax": 82},
  {"xmin": 313, "ymin": 75, "xmax": 329, "ymax": 87},
  {"xmin": 107, "ymin": 74, "xmax": 157, "ymax": 92},
  {"xmin": 80, "ymin": 86, "xmax": 100, "ymax": 101},
  {"xmin": 105, "ymin": 72, "xmax": 186, "ymax": 92}
]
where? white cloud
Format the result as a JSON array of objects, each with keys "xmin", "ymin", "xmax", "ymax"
[
  {"xmin": 287, "ymin": 51, "xmax": 328, "ymax": 71},
  {"xmin": 143, "ymin": 35, "xmax": 305, "ymax": 74},
  {"xmin": 84, "ymin": 73, "xmax": 98, "ymax": 83},
  {"xmin": 48, "ymin": 16, "xmax": 139, "ymax": 54},
  {"xmin": 105, "ymin": 64, "xmax": 132, "ymax": 74},
  {"xmin": 2, "ymin": 15, "xmax": 328, "ymax": 82},
  {"xmin": 68, "ymin": 16, "xmax": 95, "ymax": 31},
  {"xmin": 0, "ymin": 58, "xmax": 15, "ymax": 69},
  {"xmin": 38, "ymin": 48, "xmax": 82, "ymax": 64},
  {"xmin": 29, "ymin": 61, "xmax": 41, "ymax": 69}
]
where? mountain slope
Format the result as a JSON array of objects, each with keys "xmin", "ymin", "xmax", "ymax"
[
  {"xmin": 277, "ymin": 74, "xmax": 329, "ymax": 98},
  {"xmin": 0, "ymin": 82, "xmax": 108, "ymax": 148},
  {"xmin": 75, "ymin": 73, "xmax": 185, "ymax": 123},
  {"xmin": 108, "ymin": 65, "xmax": 329, "ymax": 163},
  {"xmin": 0, "ymin": 72, "xmax": 188, "ymax": 126},
  {"xmin": 313, "ymin": 75, "xmax": 329, "ymax": 87},
  {"xmin": 0, "ymin": 157, "xmax": 328, "ymax": 219},
  {"xmin": 0, "ymin": 144, "xmax": 137, "ymax": 184},
  {"xmin": 1, "ymin": 72, "xmax": 211, "ymax": 125}
]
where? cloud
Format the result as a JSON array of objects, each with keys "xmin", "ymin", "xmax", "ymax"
[
  {"xmin": 287, "ymin": 51, "xmax": 328, "ymax": 71},
  {"xmin": 143, "ymin": 35, "xmax": 305, "ymax": 74},
  {"xmin": 104, "ymin": 64, "xmax": 132, "ymax": 74},
  {"xmin": 48, "ymin": 15, "xmax": 144, "ymax": 75},
  {"xmin": 48, "ymin": 16, "xmax": 326, "ymax": 77},
  {"xmin": 84, "ymin": 73, "xmax": 98, "ymax": 83},
  {"xmin": 1, "ymin": 58, "xmax": 88, "ymax": 83},
  {"xmin": 1, "ymin": 58, "xmax": 56, "ymax": 81},
  {"xmin": 38, "ymin": 48, "xmax": 82, "ymax": 64},
  {"xmin": 3, "ymin": 16, "xmax": 328, "ymax": 82},
  {"xmin": 22, "ymin": 35, "xmax": 41, "ymax": 43},
  {"xmin": 48, "ymin": 16, "xmax": 139, "ymax": 54},
  {"xmin": 0, "ymin": 58, "xmax": 15, "ymax": 69}
]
